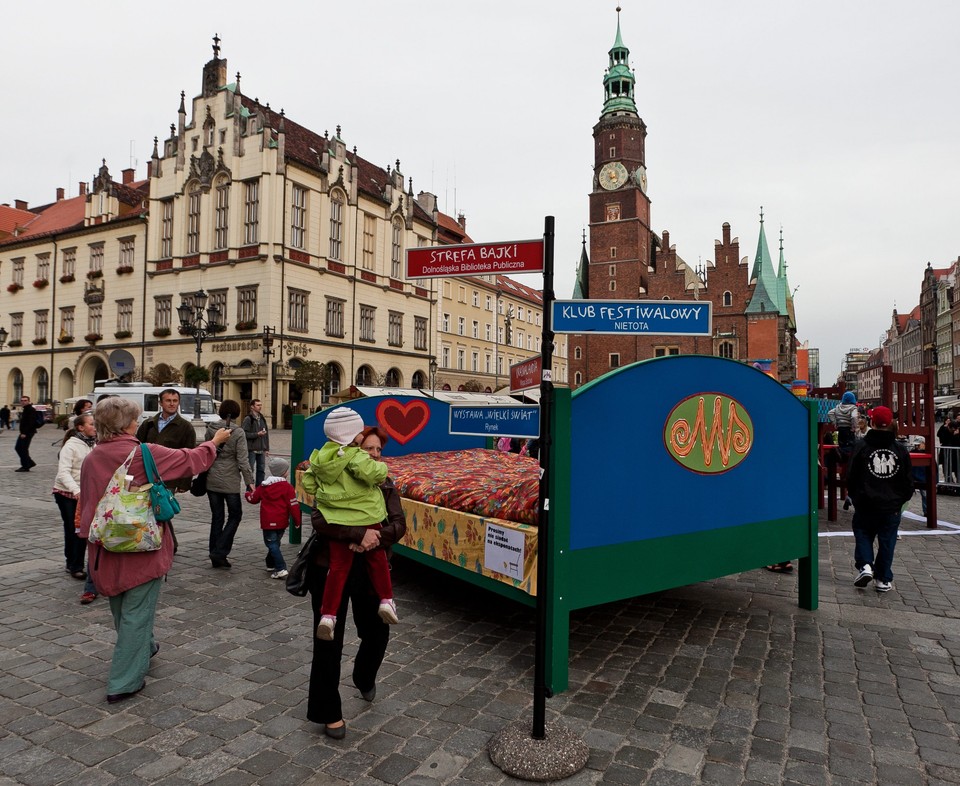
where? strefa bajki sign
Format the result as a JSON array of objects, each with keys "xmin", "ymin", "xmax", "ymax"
[{"xmin": 406, "ymin": 239, "xmax": 544, "ymax": 279}]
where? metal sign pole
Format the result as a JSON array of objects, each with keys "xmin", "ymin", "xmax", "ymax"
[{"xmin": 532, "ymin": 215, "xmax": 555, "ymax": 739}]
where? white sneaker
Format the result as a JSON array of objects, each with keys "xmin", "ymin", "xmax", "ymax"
[
  {"xmin": 854, "ymin": 564, "xmax": 874, "ymax": 587},
  {"xmin": 378, "ymin": 600, "xmax": 399, "ymax": 624},
  {"xmin": 270, "ymin": 569, "xmax": 288, "ymax": 579},
  {"xmin": 875, "ymin": 580, "xmax": 893, "ymax": 593},
  {"xmin": 316, "ymin": 615, "xmax": 336, "ymax": 640}
]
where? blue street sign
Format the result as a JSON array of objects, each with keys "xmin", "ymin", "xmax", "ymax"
[
  {"xmin": 448, "ymin": 405, "xmax": 540, "ymax": 438},
  {"xmin": 552, "ymin": 299, "xmax": 712, "ymax": 336}
]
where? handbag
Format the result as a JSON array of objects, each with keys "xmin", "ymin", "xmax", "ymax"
[
  {"xmin": 141, "ymin": 444, "xmax": 181, "ymax": 521},
  {"xmin": 190, "ymin": 471, "xmax": 208, "ymax": 497},
  {"xmin": 285, "ymin": 532, "xmax": 320, "ymax": 597},
  {"xmin": 88, "ymin": 448, "xmax": 164, "ymax": 552}
]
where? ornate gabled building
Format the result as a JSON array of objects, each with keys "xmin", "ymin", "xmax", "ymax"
[{"xmin": 568, "ymin": 12, "xmax": 798, "ymax": 388}]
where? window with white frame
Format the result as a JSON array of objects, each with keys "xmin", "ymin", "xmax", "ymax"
[
  {"xmin": 518, "ymin": 307, "xmax": 525, "ymax": 321},
  {"xmin": 485, "ymin": 354, "xmax": 491, "ymax": 373},
  {"xmin": 458, "ymin": 317, "xmax": 465, "ymax": 336},
  {"xmin": 89, "ymin": 243, "xmax": 104, "ymax": 274},
  {"xmin": 414, "ymin": 316, "xmax": 427, "ymax": 350},
  {"xmin": 391, "ymin": 218, "xmax": 402, "ymax": 278},
  {"xmin": 186, "ymin": 185, "xmax": 201, "ymax": 254},
  {"xmin": 117, "ymin": 300, "xmax": 133, "ymax": 333},
  {"xmin": 442, "ymin": 313, "xmax": 450, "ymax": 332},
  {"xmin": 244, "ymin": 180, "xmax": 260, "ymax": 244},
  {"xmin": 388, "ymin": 311, "xmax": 403, "ymax": 347},
  {"xmin": 215, "ymin": 180, "xmax": 230, "ymax": 249},
  {"xmin": 326, "ymin": 297, "xmax": 345, "ymax": 337},
  {"xmin": 155, "ymin": 296, "xmax": 172, "ymax": 331},
  {"xmin": 291, "ymin": 185, "xmax": 307, "ymax": 249},
  {"xmin": 37, "ymin": 253, "xmax": 50, "ymax": 281},
  {"xmin": 457, "ymin": 348, "xmax": 465, "ymax": 370},
  {"xmin": 362, "ymin": 214, "xmax": 376, "ymax": 270},
  {"xmin": 288, "ymin": 288, "xmax": 309, "ymax": 332},
  {"xmin": 88, "ymin": 304, "xmax": 102, "ymax": 336},
  {"xmin": 472, "ymin": 291, "xmax": 479, "ymax": 307},
  {"xmin": 485, "ymin": 323, "xmax": 491, "ymax": 341},
  {"xmin": 237, "ymin": 285, "xmax": 257, "ymax": 323},
  {"xmin": 359, "ymin": 305, "xmax": 376, "ymax": 341},
  {"xmin": 208, "ymin": 289, "xmax": 227, "ymax": 328},
  {"xmin": 62, "ymin": 248, "xmax": 76, "ymax": 278},
  {"xmin": 329, "ymin": 191, "xmax": 343, "ymax": 259},
  {"xmin": 718, "ymin": 341, "xmax": 735, "ymax": 359},
  {"xmin": 160, "ymin": 200, "xmax": 174, "ymax": 258},
  {"xmin": 11, "ymin": 313, "xmax": 22, "ymax": 342},
  {"xmin": 118, "ymin": 239, "xmax": 135, "ymax": 270},
  {"xmin": 442, "ymin": 346, "xmax": 450, "ymax": 368},
  {"xmin": 610, "ymin": 353, "xmax": 620, "ymax": 368},
  {"xmin": 472, "ymin": 351, "xmax": 479, "ymax": 372},
  {"xmin": 486, "ymin": 295, "xmax": 492, "ymax": 311},
  {"xmin": 574, "ymin": 345, "xmax": 582, "ymax": 359},
  {"xmin": 35, "ymin": 310, "xmax": 48, "ymax": 341},
  {"xmin": 60, "ymin": 306, "xmax": 74, "ymax": 339},
  {"xmin": 472, "ymin": 320, "xmax": 479, "ymax": 339}
]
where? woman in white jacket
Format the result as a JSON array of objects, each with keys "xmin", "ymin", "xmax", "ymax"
[{"xmin": 53, "ymin": 413, "xmax": 97, "ymax": 597}]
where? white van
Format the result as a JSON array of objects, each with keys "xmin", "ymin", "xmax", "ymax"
[{"xmin": 88, "ymin": 381, "xmax": 220, "ymax": 424}]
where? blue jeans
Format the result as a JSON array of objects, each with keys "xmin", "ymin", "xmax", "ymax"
[
  {"xmin": 853, "ymin": 508, "xmax": 901, "ymax": 583},
  {"xmin": 249, "ymin": 452, "xmax": 266, "ymax": 487},
  {"xmin": 262, "ymin": 530, "xmax": 287, "ymax": 571},
  {"xmin": 208, "ymin": 491, "xmax": 243, "ymax": 559}
]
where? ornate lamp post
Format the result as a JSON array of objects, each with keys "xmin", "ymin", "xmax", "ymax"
[
  {"xmin": 0, "ymin": 326, "xmax": 8, "ymax": 351},
  {"xmin": 177, "ymin": 289, "xmax": 220, "ymax": 421},
  {"xmin": 429, "ymin": 356, "xmax": 438, "ymax": 395},
  {"xmin": 262, "ymin": 326, "xmax": 276, "ymax": 425}
]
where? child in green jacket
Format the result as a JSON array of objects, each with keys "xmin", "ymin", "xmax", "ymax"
[{"xmin": 301, "ymin": 408, "xmax": 398, "ymax": 640}]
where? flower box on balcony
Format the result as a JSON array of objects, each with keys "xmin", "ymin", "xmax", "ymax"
[
  {"xmin": 153, "ymin": 327, "xmax": 171, "ymax": 338},
  {"xmin": 7, "ymin": 340, "xmax": 21, "ymax": 348},
  {"xmin": 235, "ymin": 320, "xmax": 258, "ymax": 330},
  {"xmin": 6, "ymin": 283, "xmax": 23, "ymax": 293},
  {"xmin": 59, "ymin": 274, "xmax": 76, "ymax": 284},
  {"xmin": 85, "ymin": 332, "xmax": 103, "ymax": 343},
  {"xmin": 116, "ymin": 265, "xmax": 134, "ymax": 275},
  {"xmin": 33, "ymin": 279, "xmax": 49, "ymax": 289},
  {"xmin": 58, "ymin": 335, "xmax": 74, "ymax": 344},
  {"xmin": 114, "ymin": 330, "xmax": 133, "ymax": 339},
  {"xmin": 32, "ymin": 338, "xmax": 48, "ymax": 346},
  {"xmin": 86, "ymin": 270, "xmax": 104, "ymax": 280}
]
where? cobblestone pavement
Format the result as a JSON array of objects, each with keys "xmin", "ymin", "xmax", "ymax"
[{"xmin": 2, "ymin": 428, "xmax": 960, "ymax": 784}]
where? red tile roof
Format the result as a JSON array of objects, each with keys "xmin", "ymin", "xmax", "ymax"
[
  {"xmin": 1, "ymin": 195, "xmax": 86, "ymax": 243},
  {"xmin": 496, "ymin": 275, "xmax": 543, "ymax": 305},
  {"xmin": 0, "ymin": 204, "xmax": 38, "ymax": 237}
]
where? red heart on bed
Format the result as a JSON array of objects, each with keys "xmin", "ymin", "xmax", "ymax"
[{"xmin": 376, "ymin": 399, "xmax": 431, "ymax": 445}]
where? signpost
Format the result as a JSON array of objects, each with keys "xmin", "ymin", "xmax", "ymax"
[
  {"xmin": 552, "ymin": 299, "xmax": 712, "ymax": 336},
  {"xmin": 510, "ymin": 356, "xmax": 542, "ymax": 393},
  {"xmin": 449, "ymin": 404, "xmax": 540, "ymax": 438},
  {"xmin": 406, "ymin": 239, "xmax": 544, "ymax": 280}
]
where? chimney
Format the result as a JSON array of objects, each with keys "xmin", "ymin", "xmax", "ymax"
[
  {"xmin": 122, "ymin": 168, "xmax": 135, "ymax": 184},
  {"xmin": 662, "ymin": 230, "xmax": 670, "ymax": 252},
  {"xmin": 457, "ymin": 212, "xmax": 467, "ymax": 231},
  {"xmin": 56, "ymin": 188, "xmax": 65, "ymax": 201},
  {"xmin": 146, "ymin": 161, "xmax": 153, "ymax": 178},
  {"xmin": 79, "ymin": 182, "xmax": 87, "ymax": 196},
  {"xmin": 14, "ymin": 199, "xmax": 27, "ymax": 210}
]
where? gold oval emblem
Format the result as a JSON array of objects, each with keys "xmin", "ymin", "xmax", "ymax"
[{"xmin": 664, "ymin": 393, "xmax": 753, "ymax": 474}]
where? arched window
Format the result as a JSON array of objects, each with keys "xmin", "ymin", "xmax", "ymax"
[
  {"xmin": 574, "ymin": 371, "xmax": 582, "ymax": 386},
  {"xmin": 723, "ymin": 291, "xmax": 732, "ymax": 307},
  {"xmin": 13, "ymin": 369, "xmax": 23, "ymax": 400},
  {"xmin": 211, "ymin": 362, "xmax": 224, "ymax": 400},
  {"xmin": 329, "ymin": 191, "xmax": 344, "ymax": 260},
  {"xmin": 355, "ymin": 365, "xmax": 373, "ymax": 386},
  {"xmin": 391, "ymin": 218, "xmax": 403, "ymax": 279},
  {"xmin": 324, "ymin": 364, "xmax": 342, "ymax": 404},
  {"xmin": 37, "ymin": 368, "xmax": 48, "ymax": 402},
  {"xmin": 385, "ymin": 368, "xmax": 401, "ymax": 387},
  {"xmin": 574, "ymin": 346, "xmax": 582, "ymax": 360},
  {"xmin": 412, "ymin": 370, "xmax": 426, "ymax": 389}
]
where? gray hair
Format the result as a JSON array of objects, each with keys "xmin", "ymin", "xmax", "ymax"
[{"xmin": 95, "ymin": 397, "xmax": 142, "ymax": 441}]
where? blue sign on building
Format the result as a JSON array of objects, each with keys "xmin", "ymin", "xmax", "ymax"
[
  {"xmin": 448, "ymin": 405, "xmax": 540, "ymax": 438},
  {"xmin": 552, "ymin": 299, "xmax": 712, "ymax": 336}
]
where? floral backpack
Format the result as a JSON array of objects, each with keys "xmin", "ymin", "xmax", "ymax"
[{"xmin": 88, "ymin": 448, "xmax": 164, "ymax": 553}]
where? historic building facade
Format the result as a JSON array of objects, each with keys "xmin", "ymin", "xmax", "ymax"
[{"xmin": 568, "ymin": 16, "xmax": 798, "ymax": 388}]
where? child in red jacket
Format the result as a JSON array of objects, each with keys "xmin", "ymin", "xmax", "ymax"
[{"xmin": 245, "ymin": 457, "xmax": 302, "ymax": 578}]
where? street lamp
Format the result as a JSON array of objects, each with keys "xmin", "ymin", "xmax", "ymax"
[
  {"xmin": 177, "ymin": 289, "xmax": 220, "ymax": 421},
  {"xmin": 429, "ymin": 356, "xmax": 438, "ymax": 394},
  {"xmin": 0, "ymin": 326, "xmax": 7, "ymax": 351},
  {"xmin": 262, "ymin": 326, "xmax": 276, "ymax": 424}
]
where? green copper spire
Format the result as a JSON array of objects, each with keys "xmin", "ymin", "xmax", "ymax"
[
  {"xmin": 746, "ymin": 207, "xmax": 781, "ymax": 314},
  {"xmin": 601, "ymin": 6, "xmax": 638, "ymax": 116},
  {"xmin": 778, "ymin": 227, "xmax": 797, "ymax": 329}
]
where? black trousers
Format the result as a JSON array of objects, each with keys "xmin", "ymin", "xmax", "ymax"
[
  {"xmin": 15, "ymin": 433, "xmax": 34, "ymax": 469},
  {"xmin": 306, "ymin": 554, "xmax": 390, "ymax": 725}
]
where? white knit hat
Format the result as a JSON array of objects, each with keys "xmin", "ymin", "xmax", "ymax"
[
  {"xmin": 323, "ymin": 407, "xmax": 364, "ymax": 452},
  {"xmin": 268, "ymin": 456, "xmax": 289, "ymax": 478}
]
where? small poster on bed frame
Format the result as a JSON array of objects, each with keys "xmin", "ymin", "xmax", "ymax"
[{"xmin": 484, "ymin": 523, "xmax": 526, "ymax": 579}]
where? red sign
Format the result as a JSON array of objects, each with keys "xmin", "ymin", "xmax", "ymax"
[
  {"xmin": 510, "ymin": 355, "xmax": 542, "ymax": 393},
  {"xmin": 406, "ymin": 239, "xmax": 544, "ymax": 280}
]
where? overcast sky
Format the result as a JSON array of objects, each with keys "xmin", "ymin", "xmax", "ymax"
[{"xmin": 4, "ymin": 1, "xmax": 958, "ymax": 382}]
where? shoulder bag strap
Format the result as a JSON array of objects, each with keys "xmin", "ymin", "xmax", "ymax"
[{"xmin": 140, "ymin": 443, "xmax": 164, "ymax": 485}]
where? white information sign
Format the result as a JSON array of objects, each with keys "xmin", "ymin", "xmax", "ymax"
[{"xmin": 484, "ymin": 523, "xmax": 526, "ymax": 579}]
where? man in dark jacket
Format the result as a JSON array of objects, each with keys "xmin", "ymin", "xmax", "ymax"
[
  {"xmin": 14, "ymin": 396, "xmax": 38, "ymax": 471},
  {"xmin": 846, "ymin": 405, "xmax": 914, "ymax": 593},
  {"xmin": 241, "ymin": 399, "xmax": 269, "ymax": 487},
  {"xmin": 135, "ymin": 389, "xmax": 197, "ymax": 491}
]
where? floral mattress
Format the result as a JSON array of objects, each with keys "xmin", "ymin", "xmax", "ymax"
[{"xmin": 385, "ymin": 449, "xmax": 541, "ymax": 526}]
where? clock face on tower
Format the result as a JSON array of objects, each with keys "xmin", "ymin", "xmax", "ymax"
[
  {"xmin": 634, "ymin": 165, "xmax": 648, "ymax": 193},
  {"xmin": 598, "ymin": 162, "xmax": 628, "ymax": 191}
]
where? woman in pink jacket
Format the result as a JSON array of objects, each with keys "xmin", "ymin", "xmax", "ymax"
[{"xmin": 78, "ymin": 397, "xmax": 230, "ymax": 704}]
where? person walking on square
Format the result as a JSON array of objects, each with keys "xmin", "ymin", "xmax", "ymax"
[
  {"xmin": 307, "ymin": 424, "xmax": 406, "ymax": 739},
  {"xmin": 136, "ymin": 389, "xmax": 196, "ymax": 492},
  {"xmin": 242, "ymin": 399, "xmax": 269, "ymax": 487},
  {"xmin": 300, "ymin": 408, "xmax": 399, "ymax": 643},
  {"xmin": 245, "ymin": 456, "xmax": 301, "ymax": 579},
  {"xmin": 14, "ymin": 395, "xmax": 38, "ymax": 471},
  {"xmin": 0, "ymin": 404, "xmax": 10, "ymax": 430},
  {"xmin": 847, "ymin": 405, "xmax": 914, "ymax": 593}
]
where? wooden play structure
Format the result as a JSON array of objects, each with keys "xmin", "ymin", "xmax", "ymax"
[{"xmin": 292, "ymin": 354, "xmax": 820, "ymax": 693}]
